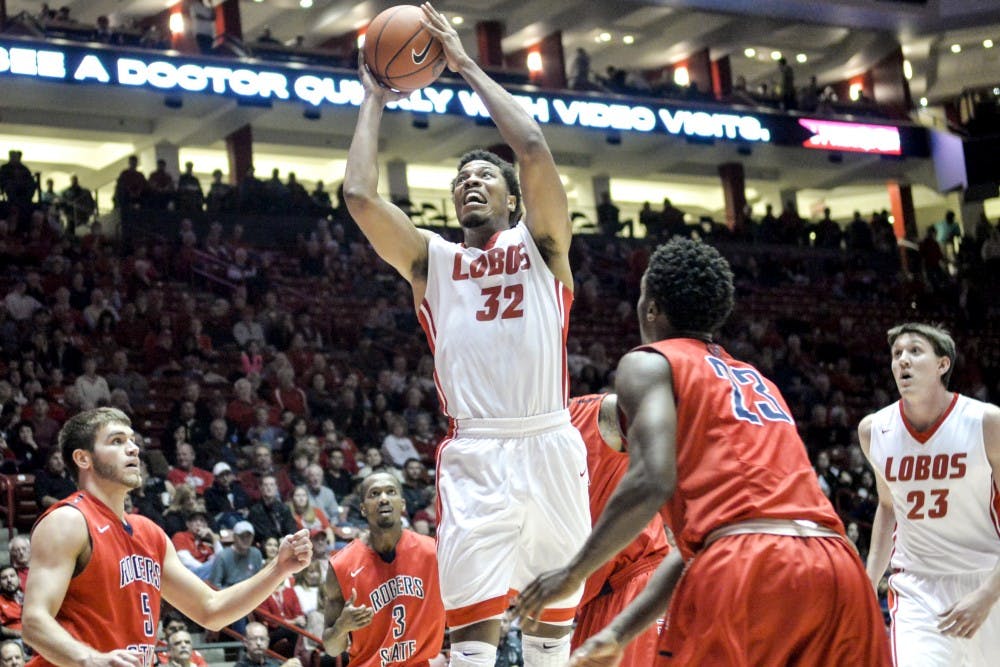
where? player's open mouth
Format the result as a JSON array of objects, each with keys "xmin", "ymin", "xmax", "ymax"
[{"xmin": 463, "ymin": 191, "xmax": 486, "ymax": 205}]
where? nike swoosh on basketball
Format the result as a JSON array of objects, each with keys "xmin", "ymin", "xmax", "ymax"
[
  {"xmin": 350, "ymin": 566, "xmax": 365, "ymax": 578},
  {"xmin": 97, "ymin": 524, "xmax": 111, "ymax": 533},
  {"xmin": 411, "ymin": 41, "xmax": 433, "ymax": 65}
]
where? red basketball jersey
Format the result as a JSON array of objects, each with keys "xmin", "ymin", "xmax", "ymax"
[
  {"xmin": 569, "ymin": 394, "xmax": 669, "ymax": 606},
  {"xmin": 330, "ymin": 530, "xmax": 444, "ymax": 667},
  {"xmin": 28, "ymin": 491, "xmax": 167, "ymax": 667},
  {"xmin": 638, "ymin": 339, "xmax": 843, "ymax": 559}
]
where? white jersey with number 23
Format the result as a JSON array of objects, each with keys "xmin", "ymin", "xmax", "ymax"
[{"xmin": 869, "ymin": 393, "xmax": 1000, "ymax": 575}]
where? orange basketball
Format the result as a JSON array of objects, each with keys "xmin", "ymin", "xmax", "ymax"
[{"xmin": 363, "ymin": 5, "xmax": 446, "ymax": 93}]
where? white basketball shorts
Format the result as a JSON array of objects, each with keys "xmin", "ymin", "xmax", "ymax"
[
  {"xmin": 888, "ymin": 568, "xmax": 1000, "ymax": 666},
  {"xmin": 434, "ymin": 409, "xmax": 591, "ymax": 628}
]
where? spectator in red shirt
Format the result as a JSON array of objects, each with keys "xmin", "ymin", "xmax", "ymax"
[
  {"xmin": 167, "ymin": 443, "xmax": 214, "ymax": 495},
  {"xmin": 241, "ymin": 340, "xmax": 265, "ymax": 378},
  {"xmin": 7, "ymin": 537, "xmax": 29, "ymax": 592},
  {"xmin": 254, "ymin": 579, "xmax": 305, "ymax": 657},
  {"xmin": 26, "ymin": 396, "xmax": 60, "ymax": 452},
  {"xmin": 227, "ymin": 377, "xmax": 267, "ymax": 433},
  {"xmin": 273, "ymin": 369, "xmax": 308, "ymax": 418},
  {"xmin": 171, "ymin": 510, "xmax": 222, "ymax": 581},
  {"xmin": 146, "ymin": 159, "xmax": 176, "ymax": 210},
  {"xmin": 114, "ymin": 154, "xmax": 147, "ymax": 209},
  {"xmin": 0, "ymin": 566, "xmax": 22, "ymax": 640},
  {"xmin": 240, "ymin": 445, "xmax": 291, "ymax": 502},
  {"xmin": 276, "ymin": 446, "xmax": 312, "ymax": 500}
]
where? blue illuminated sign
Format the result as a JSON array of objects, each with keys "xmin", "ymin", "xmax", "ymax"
[{"xmin": 4, "ymin": 39, "xmax": 920, "ymax": 151}]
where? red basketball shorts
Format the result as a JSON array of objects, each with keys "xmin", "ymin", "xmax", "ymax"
[
  {"xmin": 656, "ymin": 533, "xmax": 892, "ymax": 666},
  {"xmin": 572, "ymin": 556, "xmax": 663, "ymax": 667}
]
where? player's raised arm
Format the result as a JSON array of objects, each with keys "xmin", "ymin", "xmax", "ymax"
[
  {"xmin": 420, "ymin": 2, "xmax": 572, "ymax": 288},
  {"xmin": 342, "ymin": 53, "xmax": 433, "ymax": 289},
  {"xmin": 22, "ymin": 507, "xmax": 140, "ymax": 667}
]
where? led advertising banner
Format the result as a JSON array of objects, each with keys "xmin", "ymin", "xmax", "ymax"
[
  {"xmin": 798, "ymin": 118, "xmax": 901, "ymax": 155},
  {"xmin": 0, "ymin": 39, "xmax": 928, "ymax": 156}
]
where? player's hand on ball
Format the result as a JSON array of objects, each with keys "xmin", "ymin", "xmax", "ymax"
[
  {"xmin": 937, "ymin": 586, "xmax": 998, "ymax": 638},
  {"xmin": 514, "ymin": 566, "xmax": 582, "ymax": 630},
  {"xmin": 569, "ymin": 629, "xmax": 624, "ymax": 667},
  {"xmin": 357, "ymin": 51, "xmax": 409, "ymax": 103},
  {"xmin": 419, "ymin": 3, "xmax": 468, "ymax": 72},
  {"xmin": 337, "ymin": 589, "xmax": 375, "ymax": 632},
  {"xmin": 278, "ymin": 529, "xmax": 313, "ymax": 573}
]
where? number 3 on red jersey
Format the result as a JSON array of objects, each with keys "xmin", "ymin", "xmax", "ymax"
[{"xmin": 706, "ymin": 356, "xmax": 792, "ymax": 426}]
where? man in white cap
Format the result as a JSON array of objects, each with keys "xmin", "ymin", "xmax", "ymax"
[
  {"xmin": 211, "ymin": 522, "xmax": 260, "ymax": 583},
  {"xmin": 209, "ymin": 520, "xmax": 262, "ymax": 634},
  {"xmin": 205, "ymin": 461, "xmax": 251, "ymax": 529}
]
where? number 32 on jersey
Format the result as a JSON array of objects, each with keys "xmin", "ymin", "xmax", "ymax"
[{"xmin": 476, "ymin": 284, "xmax": 524, "ymax": 321}]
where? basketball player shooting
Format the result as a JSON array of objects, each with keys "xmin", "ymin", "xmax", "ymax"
[{"xmin": 343, "ymin": 4, "xmax": 590, "ymax": 665}]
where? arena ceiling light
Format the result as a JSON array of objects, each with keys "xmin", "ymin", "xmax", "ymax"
[
  {"xmin": 903, "ymin": 59, "xmax": 912, "ymax": 80},
  {"xmin": 950, "ymin": 43, "xmax": 961, "ymax": 53},
  {"xmin": 526, "ymin": 51, "xmax": 543, "ymax": 72},
  {"xmin": 168, "ymin": 12, "xmax": 185, "ymax": 36},
  {"xmin": 673, "ymin": 65, "xmax": 690, "ymax": 86},
  {"xmin": 795, "ymin": 53, "xmax": 807, "ymax": 63},
  {"xmin": 984, "ymin": 39, "xmax": 994, "ymax": 49},
  {"xmin": 744, "ymin": 48, "xmax": 756, "ymax": 58},
  {"xmin": 770, "ymin": 50, "xmax": 782, "ymax": 60}
]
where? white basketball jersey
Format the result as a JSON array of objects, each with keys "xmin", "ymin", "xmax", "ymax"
[
  {"xmin": 869, "ymin": 394, "xmax": 1000, "ymax": 575},
  {"xmin": 419, "ymin": 221, "xmax": 571, "ymax": 420}
]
